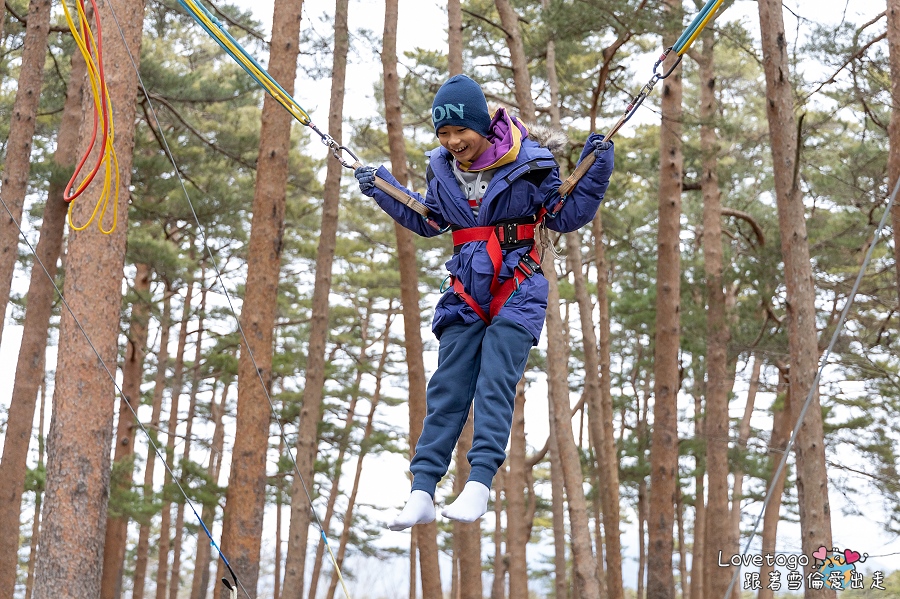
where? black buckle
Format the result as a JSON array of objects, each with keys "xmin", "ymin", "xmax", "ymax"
[
  {"xmin": 497, "ymin": 222, "xmax": 519, "ymax": 245},
  {"xmin": 517, "ymin": 254, "xmax": 541, "ymax": 278}
]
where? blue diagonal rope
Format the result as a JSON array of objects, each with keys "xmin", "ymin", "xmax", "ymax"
[{"xmin": 724, "ymin": 173, "xmax": 900, "ymax": 599}]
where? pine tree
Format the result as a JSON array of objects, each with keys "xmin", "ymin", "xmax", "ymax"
[
  {"xmin": 0, "ymin": 0, "xmax": 51, "ymax": 347},
  {"xmin": 31, "ymin": 0, "xmax": 147, "ymax": 595},
  {"xmin": 217, "ymin": 0, "xmax": 304, "ymax": 592}
]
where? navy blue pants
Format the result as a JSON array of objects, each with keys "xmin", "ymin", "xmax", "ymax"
[{"xmin": 410, "ymin": 317, "xmax": 534, "ymax": 496}]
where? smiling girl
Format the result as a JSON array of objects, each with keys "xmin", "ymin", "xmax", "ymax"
[{"xmin": 355, "ymin": 74, "xmax": 614, "ymax": 530}]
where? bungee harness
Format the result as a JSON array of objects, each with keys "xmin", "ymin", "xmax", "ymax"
[{"xmin": 448, "ymin": 214, "xmax": 544, "ymax": 324}]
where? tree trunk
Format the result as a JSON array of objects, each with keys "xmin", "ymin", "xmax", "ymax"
[
  {"xmin": 757, "ymin": 371, "xmax": 790, "ymax": 599},
  {"xmin": 448, "ymin": 0, "xmax": 463, "ymax": 76},
  {"xmin": 549, "ymin": 426, "xmax": 568, "ymax": 599},
  {"xmin": 280, "ymin": 4, "xmax": 350, "ymax": 592},
  {"xmin": 698, "ymin": 28, "xmax": 736, "ymax": 599},
  {"xmin": 307, "ymin": 303, "xmax": 373, "ymax": 599},
  {"xmin": 100, "ymin": 262, "xmax": 152, "ymax": 599},
  {"xmin": 157, "ymin": 278, "xmax": 196, "ymax": 599},
  {"xmin": 636, "ymin": 382, "xmax": 650, "ymax": 599},
  {"xmin": 570, "ymin": 230, "xmax": 624, "ymax": 599},
  {"xmin": 0, "ymin": 45, "xmax": 84, "ymax": 598},
  {"xmin": 379, "ymin": 2, "xmax": 442, "ymax": 595},
  {"xmin": 449, "ymin": 0, "xmax": 479, "ymax": 578},
  {"xmin": 545, "ymin": 260, "xmax": 602, "ymax": 598},
  {"xmin": 506, "ymin": 380, "xmax": 529, "ymax": 599},
  {"xmin": 190, "ymin": 380, "xmax": 230, "ymax": 599},
  {"xmin": 218, "ymin": 0, "xmax": 303, "ymax": 593},
  {"xmin": 24, "ymin": 376, "xmax": 47, "ymax": 599},
  {"xmin": 690, "ymin": 391, "xmax": 705, "ymax": 599},
  {"xmin": 888, "ymin": 0, "xmax": 900, "ymax": 295},
  {"xmin": 0, "ymin": 0, "xmax": 52, "ymax": 346},
  {"xmin": 647, "ymin": 1, "xmax": 683, "ymax": 596},
  {"xmin": 133, "ymin": 288, "xmax": 172, "ymax": 599},
  {"xmin": 490, "ymin": 467, "xmax": 506, "ymax": 599},
  {"xmin": 275, "ymin": 436, "xmax": 284, "ymax": 599},
  {"xmin": 324, "ymin": 315, "xmax": 393, "ymax": 599},
  {"xmin": 31, "ymin": 0, "xmax": 146, "ymax": 594},
  {"xmin": 731, "ymin": 357, "xmax": 760, "ymax": 534},
  {"xmin": 675, "ymin": 484, "xmax": 689, "ymax": 599},
  {"xmin": 758, "ymin": 2, "xmax": 835, "ymax": 592},
  {"xmin": 493, "ymin": 0, "xmax": 536, "ymax": 119},
  {"xmin": 169, "ymin": 278, "xmax": 207, "ymax": 599},
  {"xmin": 457, "ymin": 414, "xmax": 483, "ymax": 599}
]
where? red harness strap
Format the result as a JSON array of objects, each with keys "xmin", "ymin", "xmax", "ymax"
[{"xmin": 449, "ymin": 217, "xmax": 544, "ymax": 324}]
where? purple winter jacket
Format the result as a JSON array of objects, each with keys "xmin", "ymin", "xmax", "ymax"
[{"xmin": 370, "ymin": 130, "xmax": 614, "ymax": 344}]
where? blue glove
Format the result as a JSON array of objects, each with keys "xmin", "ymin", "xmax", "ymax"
[
  {"xmin": 591, "ymin": 139, "xmax": 612, "ymax": 159},
  {"xmin": 355, "ymin": 166, "xmax": 377, "ymax": 196}
]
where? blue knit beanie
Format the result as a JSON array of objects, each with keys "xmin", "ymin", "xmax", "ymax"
[{"xmin": 431, "ymin": 75, "xmax": 491, "ymax": 137}]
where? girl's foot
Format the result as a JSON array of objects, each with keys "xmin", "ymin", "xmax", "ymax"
[
  {"xmin": 388, "ymin": 490, "xmax": 436, "ymax": 531},
  {"xmin": 441, "ymin": 481, "xmax": 490, "ymax": 523}
]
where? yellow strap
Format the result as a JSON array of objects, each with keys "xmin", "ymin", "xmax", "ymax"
[{"xmin": 676, "ymin": 0, "xmax": 725, "ymax": 56}]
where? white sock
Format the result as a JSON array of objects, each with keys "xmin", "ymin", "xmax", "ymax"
[
  {"xmin": 441, "ymin": 481, "xmax": 490, "ymax": 523},
  {"xmin": 388, "ymin": 490, "xmax": 436, "ymax": 531}
]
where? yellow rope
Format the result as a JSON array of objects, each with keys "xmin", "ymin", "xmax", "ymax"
[
  {"xmin": 61, "ymin": 0, "xmax": 119, "ymax": 234},
  {"xmin": 180, "ymin": 0, "xmax": 312, "ymax": 126},
  {"xmin": 676, "ymin": 0, "xmax": 725, "ymax": 56}
]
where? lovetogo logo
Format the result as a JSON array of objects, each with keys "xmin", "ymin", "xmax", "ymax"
[{"xmin": 718, "ymin": 545, "xmax": 889, "ymax": 591}]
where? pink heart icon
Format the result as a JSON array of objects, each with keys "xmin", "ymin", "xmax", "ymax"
[
  {"xmin": 812, "ymin": 546, "xmax": 828, "ymax": 560},
  {"xmin": 844, "ymin": 549, "xmax": 861, "ymax": 564}
]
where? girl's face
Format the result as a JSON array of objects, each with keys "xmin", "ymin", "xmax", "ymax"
[{"xmin": 437, "ymin": 126, "xmax": 491, "ymax": 163}]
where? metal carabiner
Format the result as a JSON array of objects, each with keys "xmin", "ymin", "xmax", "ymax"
[
  {"xmin": 653, "ymin": 47, "xmax": 683, "ymax": 80},
  {"xmin": 332, "ymin": 144, "xmax": 362, "ymax": 170}
]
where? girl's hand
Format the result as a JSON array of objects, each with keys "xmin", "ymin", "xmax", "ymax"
[{"xmin": 355, "ymin": 166, "xmax": 377, "ymax": 196}]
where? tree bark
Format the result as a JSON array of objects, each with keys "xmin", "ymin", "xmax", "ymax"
[
  {"xmin": 506, "ymin": 380, "xmax": 529, "ymax": 599},
  {"xmin": 218, "ymin": 0, "xmax": 303, "ymax": 594},
  {"xmin": 757, "ymin": 2, "xmax": 835, "ymax": 593},
  {"xmin": 169, "ymin": 278, "xmax": 207, "ymax": 599},
  {"xmin": 570, "ymin": 230, "xmax": 624, "ymax": 599},
  {"xmin": 647, "ymin": 1, "xmax": 683, "ymax": 596},
  {"xmin": 757, "ymin": 371, "xmax": 791, "ymax": 599},
  {"xmin": 448, "ymin": 0, "xmax": 463, "ymax": 76},
  {"xmin": 190, "ymin": 380, "xmax": 230, "ymax": 599},
  {"xmin": 133, "ymin": 288, "xmax": 172, "ymax": 599},
  {"xmin": 379, "ymin": 1, "xmax": 442, "ymax": 594},
  {"xmin": 325, "ymin": 313, "xmax": 393, "ymax": 599},
  {"xmin": 156, "ymin": 278, "xmax": 195, "ymax": 599},
  {"xmin": 676, "ymin": 487, "xmax": 689, "ymax": 599},
  {"xmin": 888, "ymin": 0, "xmax": 900, "ymax": 295},
  {"xmin": 454, "ymin": 409, "xmax": 483, "ymax": 599},
  {"xmin": 100, "ymin": 262, "xmax": 152, "ymax": 599},
  {"xmin": 698, "ymin": 28, "xmax": 736, "ymax": 599},
  {"xmin": 279, "ymin": 2, "xmax": 348, "ymax": 596},
  {"xmin": 549, "ymin": 425, "xmax": 568, "ymax": 599},
  {"xmin": 731, "ymin": 357, "xmax": 760, "ymax": 535},
  {"xmin": 23, "ymin": 377, "xmax": 46, "ymax": 599},
  {"xmin": 307, "ymin": 302, "xmax": 373, "ymax": 599},
  {"xmin": 690, "ymin": 391, "xmax": 705, "ymax": 599},
  {"xmin": 31, "ymin": 0, "xmax": 146, "ymax": 594},
  {"xmin": 493, "ymin": 0, "xmax": 536, "ymax": 119},
  {"xmin": 0, "ymin": 45, "xmax": 84, "ymax": 598},
  {"xmin": 490, "ymin": 467, "xmax": 506, "ymax": 599},
  {"xmin": 545, "ymin": 260, "xmax": 602, "ymax": 598},
  {"xmin": 0, "ymin": 0, "xmax": 52, "ymax": 346}
]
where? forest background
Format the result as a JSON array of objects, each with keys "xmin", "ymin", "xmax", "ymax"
[{"xmin": 0, "ymin": 0, "xmax": 899, "ymax": 598}]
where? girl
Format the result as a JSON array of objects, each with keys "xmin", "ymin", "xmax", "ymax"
[{"xmin": 355, "ymin": 74, "xmax": 614, "ymax": 530}]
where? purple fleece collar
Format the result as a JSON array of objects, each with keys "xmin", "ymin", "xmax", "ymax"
[{"xmin": 461, "ymin": 108, "xmax": 529, "ymax": 172}]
